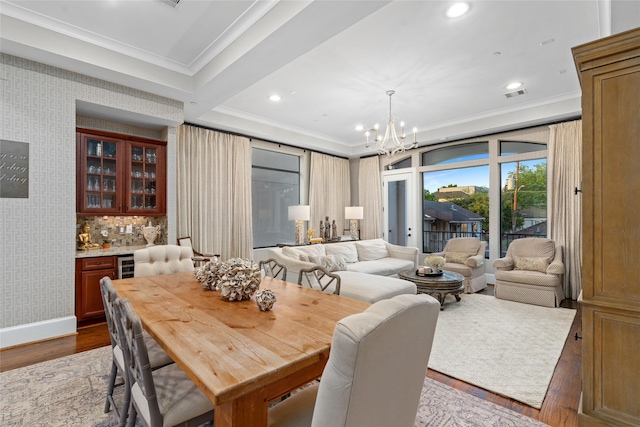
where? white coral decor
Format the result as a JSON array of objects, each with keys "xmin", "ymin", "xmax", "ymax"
[
  {"xmin": 195, "ymin": 258, "xmax": 261, "ymax": 301},
  {"xmin": 255, "ymin": 289, "xmax": 277, "ymax": 311},
  {"xmin": 424, "ymin": 255, "xmax": 445, "ymax": 269}
]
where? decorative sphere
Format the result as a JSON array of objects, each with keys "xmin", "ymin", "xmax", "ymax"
[{"xmin": 255, "ymin": 289, "xmax": 277, "ymax": 311}]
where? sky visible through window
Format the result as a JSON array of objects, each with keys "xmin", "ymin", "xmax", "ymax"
[
  {"xmin": 422, "ymin": 159, "xmax": 546, "ymax": 193},
  {"xmin": 423, "ymin": 166, "xmax": 489, "ymax": 192}
]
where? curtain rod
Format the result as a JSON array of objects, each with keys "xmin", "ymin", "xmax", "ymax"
[{"xmin": 182, "ymin": 122, "xmax": 348, "ymax": 160}]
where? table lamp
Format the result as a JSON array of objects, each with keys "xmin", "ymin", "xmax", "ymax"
[
  {"xmin": 288, "ymin": 205, "xmax": 310, "ymax": 245},
  {"xmin": 345, "ymin": 206, "xmax": 363, "ymax": 240}
]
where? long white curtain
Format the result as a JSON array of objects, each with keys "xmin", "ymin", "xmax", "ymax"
[
  {"xmin": 358, "ymin": 156, "xmax": 383, "ymax": 239},
  {"xmin": 176, "ymin": 125, "xmax": 253, "ymax": 259},
  {"xmin": 309, "ymin": 152, "xmax": 351, "ymax": 236},
  {"xmin": 548, "ymin": 120, "xmax": 582, "ymax": 300}
]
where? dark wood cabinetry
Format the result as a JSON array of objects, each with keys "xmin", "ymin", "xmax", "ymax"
[
  {"xmin": 76, "ymin": 129, "xmax": 166, "ymax": 216},
  {"xmin": 75, "ymin": 256, "xmax": 116, "ymax": 326},
  {"xmin": 573, "ymin": 28, "xmax": 640, "ymax": 427}
]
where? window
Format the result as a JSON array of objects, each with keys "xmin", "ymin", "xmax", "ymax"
[
  {"xmin": 416, "ymin": 135, "xmax": 549, "ymax": 260},
  {"xmin": 422, "ymin": 142, "xmax": 489, "ymax": 165},
  {"xmin": 387, "ymin": 156, "xmax": 412, "ymax": 170},
  {"xmin": 500, "ymin": 159, "xmax": 547, "ymax": 255},
  {"xmin": 422, "ymin": 166, "xmax": 489, "ymax": 254},
  {"xmin": 500, "ymin": 141, "xmax": 546, "ymax": 156},
  {"xmin": 252, "ymin": 148, "xmax": 300, "ymax": 248}
]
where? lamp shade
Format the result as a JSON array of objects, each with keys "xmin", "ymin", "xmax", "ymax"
[
  {"xmin": 345, "ymin": 206, "xmax": 364, "ymax": 220},
  {"xmin": 288, "ymin": 205, "xmax": 310, "ymax": 221}
]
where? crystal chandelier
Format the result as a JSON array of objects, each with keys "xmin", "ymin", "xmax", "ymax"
[{"xmin": 364, "ymin": 90, "xmax": 418, "ymax": 156}]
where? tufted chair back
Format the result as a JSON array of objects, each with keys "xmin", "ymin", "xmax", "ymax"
[{"xmin": 133, "ymin": 245, "xmax": 195, "ymax": 277}]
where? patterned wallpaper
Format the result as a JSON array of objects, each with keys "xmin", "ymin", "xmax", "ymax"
[{"xmin": 0, "ymin": 53, "xmax": 182, "ymax": 331}]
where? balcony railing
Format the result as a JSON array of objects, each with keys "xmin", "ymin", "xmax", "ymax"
[
  {"xmin": 423, "ymin": 230, "xmax": 546, "ymax": 258},
  {"xmin": 423, "ymin": 231, "xmax": 489, "ymax": 255}
]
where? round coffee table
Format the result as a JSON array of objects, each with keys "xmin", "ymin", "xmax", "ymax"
[{"xmin": 399, "ymin": 270, "xmax": 465, "ymax": 310}]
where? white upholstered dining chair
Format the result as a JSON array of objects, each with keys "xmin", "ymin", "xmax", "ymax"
[
  {"xmin": 113, "ymin": 297, "xmax": 215, "ymax": 427},
  {"xmin": 133, "ymin": 244, "xmax": 195, "ymax": 277},
  {"xmin": 99, "ymin": 277, "xmax": 174, "ymax": 427},
  {"xmin": 268, "ymin": 293, "xmax": 441, "ymax": 427}
]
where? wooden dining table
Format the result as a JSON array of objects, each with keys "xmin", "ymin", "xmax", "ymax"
[{"xmin": 112, "ymin": 271, "xmax": 370, "ymax": 427}]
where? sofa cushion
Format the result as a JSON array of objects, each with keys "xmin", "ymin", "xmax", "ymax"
[
  {"xmin": 334, "ymin": 271, "xmax": 417, "ymax": 303},
  {"xmin": 355, "ymin": 239, "xmax": 389, "ymax": 261},
  {"xmin": 325, "ymin": 243, "xmax": 359, "ymax": 263},
  {"xmin": 441, "ymin": 262, "xmax": 473, "ymax": 278},
  {"xmin": 309, "ymin": 254, "xmax": 347, "ymax": 272},
  {"xmin": 495, "ymin": 269, "xmax": 560, "ymax": 288},
  {"xmin": 282, "ymin": 245, "xmax": 326, "ymax": 262},
  {"xmin": 347, "ymin": 258, "xmax": 414, "ymax": 276},
  {"xmin": 444, "ymin": 251, "xmax": 473, "ymax": 264},
  {"xmin": 514, "ymin": 256, "xmax": 549, "ymax": 273},
  {"xmin": 445, "ymin": 238, "xmax": 481, "ymax": 254}
]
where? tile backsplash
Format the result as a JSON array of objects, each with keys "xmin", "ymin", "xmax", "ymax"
[{"xmin": 76, "ymin": 216, "xmax": 167, "ymax": 249}]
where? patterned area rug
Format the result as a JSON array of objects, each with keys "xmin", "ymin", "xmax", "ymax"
[
  {"xmin": 428, "ymin": 293, "xmax": 576, "ymax": 409},
  {"xmin": 0, "ymin": 345, "xmax": 547, "ymax": 426}
]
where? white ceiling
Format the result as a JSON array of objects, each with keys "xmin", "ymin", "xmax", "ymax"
[{"xmin": 1, "ymin": 1, "xmax": 638, "ymax": 158}]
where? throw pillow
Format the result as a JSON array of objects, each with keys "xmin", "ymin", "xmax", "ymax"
[
  {"xmin": 325, "ymin": 243, "xmax": 359, "ymax": 263},
  {"xmin": 281, "ymin": 246, "xmax": 311, "ymax": 262},
  {"xmin": 309, "ymin": 255, "xmax": 347, "ymax": 272},
  {"xmin": 355, "ymin": 239, "xmax": 389, "ymax": 261},
  {"xmin": 445, "ymin": 251, "xmax": 472, "ymax": 264},
  {"xmin": 514, "ymin": 256, "xmax": 549, "ymax": 273}
]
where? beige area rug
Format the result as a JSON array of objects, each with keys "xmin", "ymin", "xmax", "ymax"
[
  {"xmin": 428, "ymin": 293, "xmax": 576, "ymax": 409},
  {"xmin": 0, "ymin": 345, "xmax": 548, "ymax": 426}
]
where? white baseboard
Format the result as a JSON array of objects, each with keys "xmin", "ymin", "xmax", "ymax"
[
  {"xmin": 0, "ymin": 316, "xmax": 77, "ymax": 349},
  {"xmin": 486, "ymin": 273, "xmax": 496, "ymax": 285}
]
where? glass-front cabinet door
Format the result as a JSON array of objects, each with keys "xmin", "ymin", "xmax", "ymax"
[
  {"xmin": 78, "ymin": 134, "xmax": 122, "ymax": 214},
  {"xmin": 124, "ymin": 142, "xmax": 164, "ymax": 215},
  {"xmin": 76, "ymin": 130, "xmax": 166, "ymax": 216}
]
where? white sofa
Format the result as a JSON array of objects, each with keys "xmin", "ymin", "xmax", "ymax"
[{"xmin": 268, "ymin": 238, "xmax": 418, "ymax": 303}]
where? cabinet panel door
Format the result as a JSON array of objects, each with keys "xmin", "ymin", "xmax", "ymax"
[
  {"xmin": 77, "ymin": 269, "xmax": 114, "ymax": 321},
  {"xmin": 583, "ymin": 60, "xmax": 640, "ymax": 305}
]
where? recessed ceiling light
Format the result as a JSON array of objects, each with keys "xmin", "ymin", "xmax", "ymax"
[
  {"xmin": 446, "ymin": 2, "xmax": 470, "ymax": 18},
  {"xmin": 268, "ymin": 95, "xmax": 281, "ymax": 102},
  {"xmin": 506, "ymin": 82, "xmax": 523, "ymax": 90},
  {"xmin": 355, "ymin": 125, "xmax": 364, "ymax": 132}
]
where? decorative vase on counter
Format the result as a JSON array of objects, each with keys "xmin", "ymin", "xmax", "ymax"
[{"xmin": 141, "ymin": 222, "xmax": 160, "ymax": 246}]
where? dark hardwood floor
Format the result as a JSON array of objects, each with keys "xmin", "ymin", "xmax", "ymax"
[{"xmin": 0, "ymin": 285, "xmax": 581, "ymax": 427}]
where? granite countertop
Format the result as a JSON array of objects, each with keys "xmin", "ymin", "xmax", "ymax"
[{"xmin": 76, "ymin": 245, "xmax": 147, "ymax": 258}]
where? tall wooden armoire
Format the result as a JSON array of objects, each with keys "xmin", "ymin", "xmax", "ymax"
[{"xmin": 572, "ymin": 27, "xmax": 640, "ymax": 427}]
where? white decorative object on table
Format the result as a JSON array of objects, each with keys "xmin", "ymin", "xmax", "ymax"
[
  {"xmin": 195, "ymin": 258, "xmax": 261, "ymax": 301},
  {"xmin": 194, "ymin": 258, "xmax": 224, "ymax": 290},
  {"xmin": 424, "ymin": 255, "xmax": 445, "ymax": 273},
  {"xmin": 255, "ymin": 289, "xmax": 277, "ymax": 311}
]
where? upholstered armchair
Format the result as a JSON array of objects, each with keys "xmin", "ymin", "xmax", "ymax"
[
  {"xmin": 493, "ymin": 237, "xmax": 565, "ymax": 307},
  {"xmin": 431, "ymin": 237, "xmax": 487, "ymax": 293}
]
